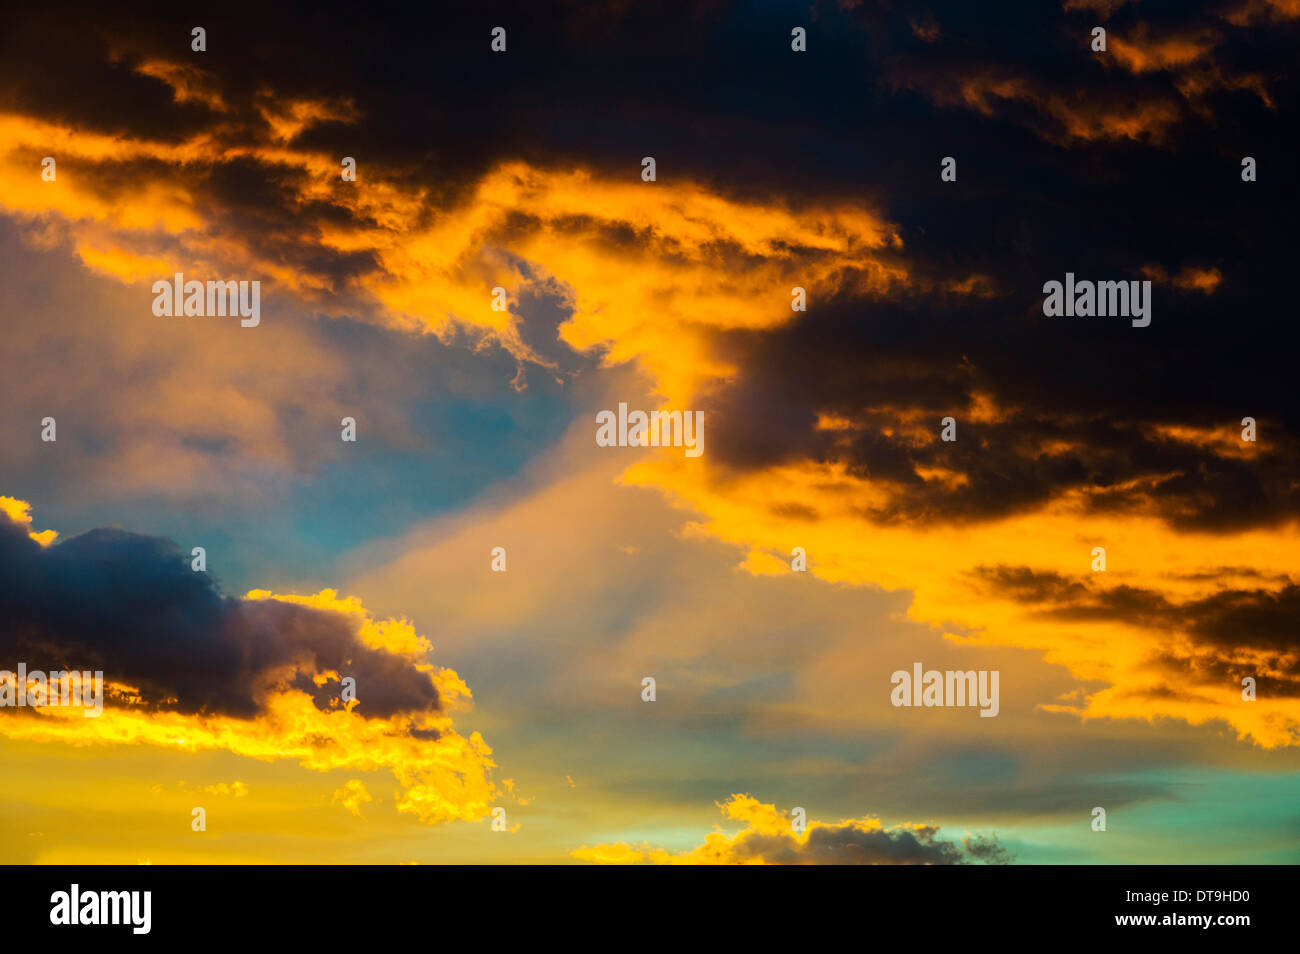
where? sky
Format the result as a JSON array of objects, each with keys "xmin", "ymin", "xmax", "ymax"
[{"xmin": 1, "ymin": 0, "xmax": 1298, "ymax": 864}]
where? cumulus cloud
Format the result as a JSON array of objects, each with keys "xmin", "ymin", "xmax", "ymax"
[
  {"xmin": 0, "ymin": 500, "xmax": 498, "ymax": 823},
  {"xmin": 572, "ymin": 795, "xmax": 1013, "ymax": 865}
]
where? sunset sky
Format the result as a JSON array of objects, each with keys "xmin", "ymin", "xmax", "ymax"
[{"xmin": 1, "ymin": 0, "xmax": 1298, "ymax": 864}]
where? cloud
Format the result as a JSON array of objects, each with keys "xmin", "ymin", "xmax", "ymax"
[
  {"xmin": 1225, "ymin": 0, "xmax": 1300, "ymax": 26},
  {"xmin": 613, "ymin": 421, "xmax": 1300, "ymax": 748},
  {"xmin": 885, "ymin": 1, "xmax": 1285, "ymax": 146},
  {"xmin": 2, "ymin": 0, "xmax": 1297, "ymax": 861},
  {"xmin": 894, "ymin": 68, "xmax": 1187, "ymax": 146},
  {"xmin": 201, "ymin": 781, "xmax": 249, "ymax": 797},
  {"xmin": 1108, "ymin": 26, "xmax": 1219, "ymax": 75},
  {"xmin": 0, "ymin": 500, "xmax": 498, "ymax": 823},
  {"xmin": 332, "ymin": 779, "xmax": 373, "ymax": 816},
  {"xmin": 0, "ymin": 516, "xmax": 442, "ymax": 719},
  {"xmin": 1139, "ymin": 264, "xmax": 1223, "ymax": 292},
  {"xmin": 572, "ymin": 795, "xmax": 1013, "ymax": 864},
  {"xmin": 971, "ymin": 564, "xmax": 1300, "ymax": 702},
  {"xmin": 0, "ymin": 496, "xmax": 56, "ymax": 546},
  {"xmin": 0, "ymin": 84, "xmax": 911, "ymax": 400}
]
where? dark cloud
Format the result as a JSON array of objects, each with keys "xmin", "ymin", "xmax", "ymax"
[
  {"xmin": 9, "ymin": 0, "xmax": 1280, "ymax": 204},
  {"xmin": 0, "ymin": 512, "xmax": 441, "ymax": 719},
  {"xmin": 972, "ymin": 564, "xmax": 1300, "ymax": 688},
  {"xmin": 2, "ymin": 0, "xmax": 1295, "ymax": 532},
  {"xmin": 1183, "ymin": 585, "xmax": 1300, "ymax": 654},
  {"xmin": 728, "ymin": 820, "xmax": 1014, "ymax": 865},
  {"xmin": 702, "ymin": 246, "xmax": 1299, "ymax": 527},
  {"xmin": 1152, "ymin": 651, "xmax": 1300, "ymax": 699},
  {"xmin": 971, "ymin": 565, "xmax": 1090, "ymax": 603}
]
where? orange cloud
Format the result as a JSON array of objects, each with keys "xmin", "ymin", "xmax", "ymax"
[
  {"xmin": 1109, "ymin": 28, "xmax": 1218, "ymax": 74},
  {"xmin": 1225, "ymin": 0, "xmax": 1300, "ymax": 26},
  {"xmin": 907, "ymin": 71, "xmax": 1185, "ymax": 145},
  {"xmin": 131, "ymin": 58, "xmax": 231, "ymax": 113},
  {"xmin": 621, "ymin": 448, "xmax": 1300, "ymax": 748},
  {"xmin": 0, "ymin": 64, "xmax": 921, "ymax": 398},
  {"xmin": 1141, "ymin": 263, "xmax": 1223, "ymax": 292},
  {"xmin": 895, "ymin": 11, "xmax": 1278, "ymax": 147},
  {"xmin": 0, "ymin": 496, "xmax": 56, "ymax": 546}
]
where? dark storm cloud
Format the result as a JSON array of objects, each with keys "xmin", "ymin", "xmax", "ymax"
[
  {"xmin": 0, "ymin": 512, "xmax": 441, "ymax": 719},
  {"xmin": 17, "ymin": 0, "xmax": 1254, "ymax": 202},
  {"xmin": 196, "ymin": 157, "xmax": 386, "ymax": 290},
  {"xmin": 6, "ymin": 0, "xmax": 853, "ymax": 201},
  {"xmin": 703, "ymin": 270, "xmax": 1300, "ymax": 530},
  {"xmin": 972, "ymin": 564, "xmax": 1300, "ymax": 675},
  {"xmin": 3, "ymin": 1, "xmax": 1295, "ymax": 531},
  {"xmin": 728, "ymin": 820, "xmax": 1013, "ymax": 865},
  {"xmin": 684, "ymin": 0, "xmax": 1298, "ymax": 532},
  {"xmin": 4, "ymin": 0, "xmax": 1291, "ymax": 211}
]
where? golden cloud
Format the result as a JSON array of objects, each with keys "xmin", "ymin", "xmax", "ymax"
[
  {"xmin": 622, "ymin": 451, "xmax": 1300, "ymax": 748},
  {"xmin": 0, "ymin": 496, "xmax": 57, "ymax": 546},
  {"xmin": 0, "ymin": 61, "xmax": 919, "ymax": 399}
]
